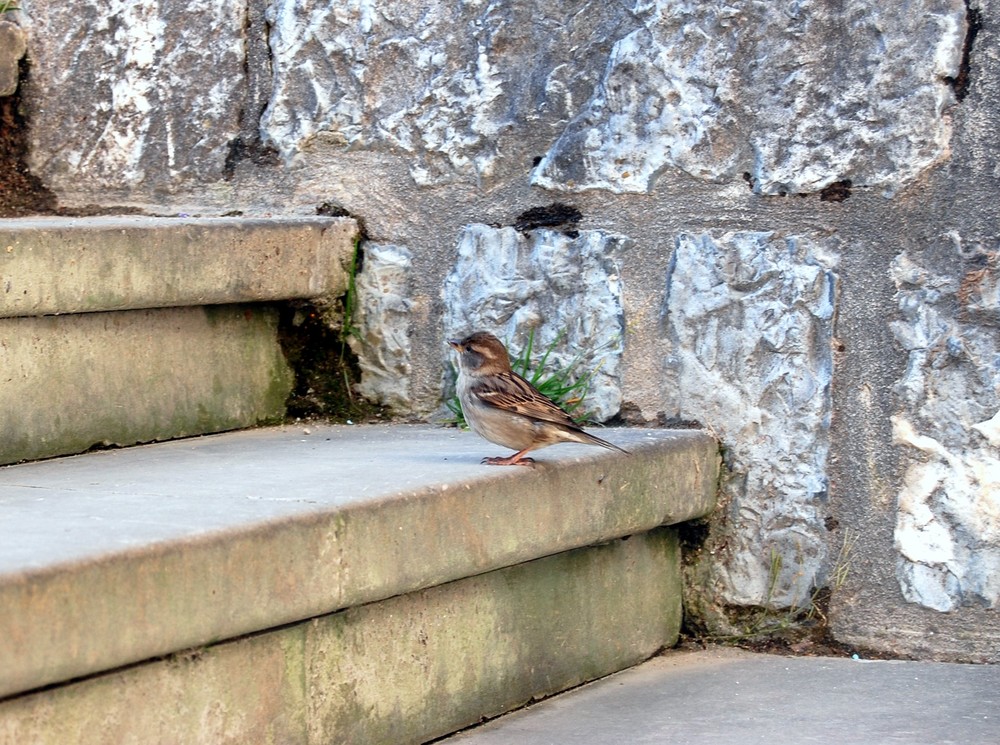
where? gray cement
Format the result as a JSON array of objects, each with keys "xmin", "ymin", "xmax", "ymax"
[
  {"xmin": 0, "ymin": 305, "xmax": 293, "ymax": 465},
  {"xmin": 0, "ymin": 423, "xmax": 717, "ymax": 698},
  {"xmin": 0, "ymin": 216, "xmax": 356, "ymax": 317},
  {"xmin": 0, "ymin": 215, "xmax": 359, "ymax": 465},
  {"xmin": 1, "ymin": 532, "xmax": 684, "ymax": 745},
  {"xmin": 445, "ymin": 647, "xmax": 1000, "ymax": 745}
]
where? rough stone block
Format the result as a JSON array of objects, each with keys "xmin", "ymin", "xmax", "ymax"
[
  {"xmin": 22, "ymin": 0, "xmax": 968, "ymax": 199},
  {"xmin": 532, "ymin": 0, "xmax": 966, "ymax": 196},
  {"xmin": 25, "ymin": 0, "xmax": 247, "ymax": 191},
  {"xmin": 0, "ymin": 20, "xmax": 27, "ymax": 97},
  {"xmin": 262, "ymin": 0, "xmax": 635, "ymax": 186},
  {"xmin": 0, "ymin": 216, "xmax": 357, "ymax": 317},
  {"xmin": 0, "ymin": 305, "xmax": 293, "ymax": 465},
  {"xmin": 661, "ymin": 231, "xmax": 838, "ymax": 607},
  {"xmin": 346, "ymin": 241, "xmax": 413, "ymax": 411},
  {"xmin": 0, "ymin": 530, "xmax": 681, "ymax": 744},
  {"xmin": 888, "ymin": 241, "xmax": 1000, "ymax": 612}
]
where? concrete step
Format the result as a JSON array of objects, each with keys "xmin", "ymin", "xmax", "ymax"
[
  {"xmin": 0, "ymin": 216, "xmax": 357, "ymax": 317},
  {"xmin": 0, "ymin": 424, "xmax": 718, "ymax": 744},
  {"xmin": 442, "ymin": 646, "xmax": 1000, "ymax": 744},
  {"xmin": 0, "ymin": 216, "xmax": 357, "ymax": 465}
]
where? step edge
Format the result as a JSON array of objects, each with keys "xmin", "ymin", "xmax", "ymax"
[{"xmin": 0, "ymin": 427, "xmax": 719, "ymax": 698}]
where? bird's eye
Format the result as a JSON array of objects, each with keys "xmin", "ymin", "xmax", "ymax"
[{"xmin": 465, "ymin": 345, "xmax": 473, "ymax": 353}]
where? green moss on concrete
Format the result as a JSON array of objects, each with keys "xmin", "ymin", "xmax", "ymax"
[
  {"xmin": 0, "ymin": 217, "xmax": 356, "ymax": 317},
  {"xmin": 306, "ymin": 528, "xmax": 682, "ymax": 743},
  {"xmin": 0, "ymin": 305, "xmax": 295, "ymax": 465},
  {"xmin": 0, "ymin": 529, "xmax": 683, "ymax": 744}
]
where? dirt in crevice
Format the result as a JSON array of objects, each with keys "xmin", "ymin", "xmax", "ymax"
[
  {"xmin": 946, "ymin": 1, "xmax": 982, "ymax": 102},
  {"xmin": 513, "ymin": 202, "xmax": 582, "ymax": 235},
  {"xmin": 1, "ymin": 59, "xmax": 148, "ymax": 218},
  {"xmin": 276, "ymin": 300, "xmax": 389, "ymax": 424},
  {"xmin": 680, "ymin": 589, "xmax": 914, "ymax": 661},
  {"xmin": 676, "ymin": 516, "xmax": 909, "ymax": 662},
  {"xmin": 0, "ymin": 59, "xmax": 57, "ymax": 217},
  {"xmin": 819, "ymin": 179, "xmax": 852, "ymax": 202}
]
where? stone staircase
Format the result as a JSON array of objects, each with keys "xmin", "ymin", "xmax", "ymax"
[
  {"xmin": 0, "ymin": 217, "xmax": 719, "ymax": 744},
  {"xmin": 0, "ymin": 215, "xmax": 355, "ymax": 465}
]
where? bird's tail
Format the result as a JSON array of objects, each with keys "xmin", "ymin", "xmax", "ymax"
[{"xmin": 574, "ymin": 429, "xmax": 630, "ymax": 455}]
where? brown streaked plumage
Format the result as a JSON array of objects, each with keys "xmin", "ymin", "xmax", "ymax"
[{"xmin": 448, "ymin": 331, "xmax": 629, "ymax": 466}]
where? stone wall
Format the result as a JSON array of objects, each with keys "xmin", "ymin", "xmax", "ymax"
[{"xmin": 15, "ymin": 0, "xmax": 1000, "ymax": 660}]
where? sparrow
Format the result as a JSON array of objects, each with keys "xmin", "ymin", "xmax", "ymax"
[{"xmin": 448, "ymin": 331, "xmax": 629, "ymax": 466}]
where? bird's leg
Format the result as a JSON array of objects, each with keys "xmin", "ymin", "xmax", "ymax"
[{"xmin": 481, "ymin": 448, "xmax": 536, "ymax": 466}]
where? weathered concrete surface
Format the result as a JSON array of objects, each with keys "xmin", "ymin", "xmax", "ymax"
[
  {"xmin": 0, "ymin": 424, "xmax": 717, "ymax": 698},
  {"xmin": 307, "ymin": 530, "xmax": 680, "ymax": 744},
  {"xmin": 0, "ymin": 530, "xmax": 680, "ymax": 745},
  {"xmin": 661, "ymin": 231, "xmax": 838, "ymax": 610},
  {"xmin": 0, "ymin": 216, "xmax": 357, "ymax": 317},
  {"xmin": 0, "ymin": 305, "xmax": 293, "ymax": 465},
  {"xmin": 444, "ymin": 647, "xmax": 1000, "ymax": 744},
  {"xmin": 442, "ymin": 225, "xmax": 628, "ymax": 422}
]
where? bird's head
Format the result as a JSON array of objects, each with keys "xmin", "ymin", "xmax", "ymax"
[{"xmin": 448, "ymin": 331, "xmax": 512, "ymax": 376}]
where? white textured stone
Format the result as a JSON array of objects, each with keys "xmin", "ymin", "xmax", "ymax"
[
  {"xmin": 25, "ymin": 0, "xmax": 246, "ymax": 191},
  {"xmin": 973, "ymin": 411, "xmax": 1000, "ymax": 449},
  {"xmin": 533, "ymin": 0, "xmax": 965, "ymax": 196},
  {"xmin": 261, "ymin": 0, "xmax": 634, "ymax": 185},
  {"xmin": 347, "ymin": 243, "xmax": 413, "ymax": 412},
  {"xmin": 889, "ymin": 247, "xmax": 1000, "ymax": 612},
  {"xmin": 661, "ymin": 231, "xmax": 838, "ymax": 607},
  {"xmin": 442, "ymin": 225, "xmax": 627, "ymax": 422},
  {"xmin": 25, "ymin": 0, "xmax": 964, "ymax": 200}
]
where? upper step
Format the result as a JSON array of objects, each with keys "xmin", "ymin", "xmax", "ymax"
[
  {"xmin": 0, "ymin": 424, "xmax": 719, "ymax": 700},
  {"xmin": 0, "ymin": 215, "xmax": 357, "ymax": 317},
  {"xmin": 0, "ymin": 216, "xmax": 358, "ymax": 465}
]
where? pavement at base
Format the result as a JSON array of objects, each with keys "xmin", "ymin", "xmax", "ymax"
[{"xmin": 442, "ymin": 646, "xmax": 1000, "ymax": 744}]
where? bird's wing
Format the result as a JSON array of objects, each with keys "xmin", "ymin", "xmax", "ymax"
[{"xmin": 470, "ymin": 371, "xmax": 580, "ymax": 428}]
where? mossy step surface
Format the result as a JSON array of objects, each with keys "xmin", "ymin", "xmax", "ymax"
[
  {"xmin": 0, "ymin": 304, "xmax": 293, "ymax": 466},
  {"xmin": 0, "ymin": 215, "xmax": 359, "ymax": 465},
  {"xmin": 0, "ymin": 529, "xmax": 683, "ymax": 745},
  {"xmin": 0, "ymin": 424, "xmax": 719, "ymax": 699}
]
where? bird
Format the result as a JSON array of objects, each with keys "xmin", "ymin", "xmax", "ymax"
[{"xmin": 448, "ymin": 331, "xmax": 629, "ymax": 466}]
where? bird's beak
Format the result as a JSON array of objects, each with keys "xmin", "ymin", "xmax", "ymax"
[{"xmin": 448, "ymin": 339, "xmax": 462, "ymax": 350}]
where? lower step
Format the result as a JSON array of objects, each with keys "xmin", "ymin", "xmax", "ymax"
[
  {"xmin": 0, "ymin": 424, "xmax": 719, "ymax": 742},
  {"xmin": 0, "ymin": 528, "xmax": 680, "ymax": 744}
]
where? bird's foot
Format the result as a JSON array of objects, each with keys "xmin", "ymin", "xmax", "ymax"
[{"xmin": 481, "ymin": 455, "xmax": 535, "ymax": 467}]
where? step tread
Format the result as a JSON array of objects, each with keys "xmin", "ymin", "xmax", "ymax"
[
  {"xmin": 0, "ymin": 215, "xmax": 357, "ymax": 317},
  {"xmin": 0, "ymin": 424, "xmax": 718, "ymax": 699}
]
